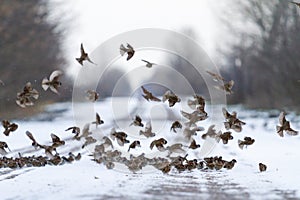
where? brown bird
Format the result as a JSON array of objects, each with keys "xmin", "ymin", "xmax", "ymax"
[
  {"xmin": 76, "ymin": 43, "xmax": 96, "ymax": 65},
  {"xmin": 216, "ymin": 80, "xmax": 234, "ymax": 94},
  {"xmin": 0, "ymin": 141, "xmax": 11, "ymax": 155},
  {"xmin": 150, "ymin": 138, "xmax": 167, "ymax": 151},
  {"xmin": 206, "ymin": 70, "xmax": 225, "ymax": 82},
  {"xmin": 259, "ymin": 163, "xmax": 267, "ymax": 172},
  {"xmin": 82, "ymin": 136, "xmax": 97, "ymax": 149},
  {"xmin": 26, "ymin": 131, "xmax": 40, "ymax": 148},
  {"xmin": 50, "ymin": 133, "xmax": 65, "ymax": 148},
  {"xmin": 201, "ymin": 125, "xmax": 220, "ymax": 141},
  {"xmin": 65, "ymin": 126, "xmax": 80, "ymax": 140},
  {"xmin": 238, "ymin": 136, "xmax": 255, "ymax": 149},
  {"xmin": 86, "ymin": 90, "xmax": 99, "ymax": 102},
  {"xmin": 181, "ymin": 110, "xmax": 208, "ymax": 127},
  {"xmin": 290, "ymin": 1, "xmax": 300, "ymax": 8},
  {"xmin": 110, "ymin": 128, "xmax": 130, "ymax": 146},
  {"xmin": 162, "ymin": 90, "xmax": 181, "ymax": 107},
  {"xmin": 188, "ymin": 94, "xmax": 206, "ymax": 113},
  {"xmin": 92, "ymin": 113, "xmax": 104, "ymax": 128},
  {"xmin": 276, "ymin": 112, "xmax": 298, "ymax": 137},
  {"xmin": 139, "ymin": 121, "xmax": 156, "ymax": 138},
  {"xmin": 189, "ymin": 139, "xmax": 201, "ymax": 149},
  {"xmin": 218, "ymin": 131, "xmax": 234, "ymax": 144},
  {"xmin": 130, "ymin": 115, "xmax": 144, "ymax": 127},
  {"xmin": 166, "ymin": 143, "xmax": 186, "ymax": 156},
  {"xmin": 2, "ymin": 120, "xmax": 18, "ymax": 136},
  {"xmin": 120, "ymin": 43, "xmax": 135, "ymax": 60},
  {"xmin": 42, "ymin": 70, "xmax": 63, "ymax": 94},
  {"xmin": 141, "ymin": 59, "xmax": 156, "ymax": 68},
  {"xmin": 16, "ymin": 82, "xmax": 39, "ymax": 108},
  {"xmin": 128, "ymin": 140, "xmax": 141, "ymax": 152},
  {"xmin": 223, "ymin": 159, "xmax": 237, "ymax": 170},
  {"xmin": 102, "ymin": 136, "xmax": 114, "ymax": 149},
  {"xmin": 222, "ymin": 108, "xmax": 246, "ymax": 132},
  {"xmin": 170, "ymin": 121, "xmax": 182, "ymax": 133},
  {"xmin": 184, "ymin": 126, "xmax": 204, "ymax": 140},
  {"xmin": 141, "ymin": 86, "xmax": 161, "ymax": 102}
]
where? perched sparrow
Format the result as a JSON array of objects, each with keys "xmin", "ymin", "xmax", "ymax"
[
  {"xmin": 141, "ymin": 86, "xmax": 161, "ymax": 102},
  {"xmin": 259, "ymin": 163, "xmax": 267, "ymax": 172},
  {"xmin": 128, "ymin": 140, "xmax": 141, "ymax": 152},
  {"xmin": 92, "ymin": 113, "xmax": 104, "ymax": 128},
  {"xmin": 120, "ymin": 43, "xmax": 135, "ymax": 60},
  {"xmin": 150, "ymin": 138, "xmax": 167, "ymax": 151},
  {"xmin": 2, "ymin": 120, "xmax": 18, "ymax": 136},
  {"xmin": 189, "ymin": 139, "xmax": 201, "ymax": 149},
  {"xmin": 16, "ymin": 82, "xmax": 39, "ymax": 108},
  {"xmin": 139, "ymin": 121, "xmax": 156, "ymax": 138},
  {"xmin": 276, "ymin": 112, "xmax": 298, "ymax": 137},
  {"xmin": 170, "ymin": 121, "xmax": 182, "ymax": 133},
  {"xmin": 141, "ymin": 59, "xmax": 156, "ymax": 68},
  {"xmin": 130, "ymin": 115, "xmax": 144, "ymax": 127},
  {"xmin": 223, "ymin": 159, "xmax": 237, "ymax": 170},
  {"xmin": 238, "ymin": 136, "xmax": 255, "ymax": 149},
  {"xmin": 42, "ymin": 70, "xmax": 63, "ymax": 94},
  {"xmin": 86, "ymin": 90, "xmax": 99, "ymax": 102},
  {"xmin": 76, "ymin": 43, "xmax": 96, "ymax": 65},
  {"xmin": 65, "ymin": 126, "xmax": 80, "ymax": 140},
  {"xmin": 222, "ymin": 108, "xmax": 246, "ymax": 132},
  {"xmin": 162, "ymin": 90, "xmax": 181, "ymax": 107}
]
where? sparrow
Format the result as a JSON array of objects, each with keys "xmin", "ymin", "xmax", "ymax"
[
  {"xmin": 139, "ymin": 121, "xmax": 156, "ymax": 138},
  {"xmin": 259, "ymin": 163, "xmax": 267, "ymax": 172},
  {"xmin": 189, "ymin": 139, "xmax": 201, "ymax": 149},
  {"xmin": 86, "ymin": 90, "xmax": 99, "ymax": 102},
  {"xmin": 188, "ymin": 94, "xmax": 206, "ymax": 111},
  {"xmin": 170, "ymin": 121, "xmax": 182, "ymax": 133},
  {"xmin": 76, "ymin": 43, "xmax": 96, "ymax": 65},
  {"xmin": 42, "ymin": 70, "xmax": 63, "ymax": 94},
  {"xmin": 50, "ymin": 133, "xmax": 65, "ymax": 148},
  {"xmin": 16, "ymin": 82, "xmax": 39, "ymax": 108},
  {"xmin": 222, "ymin": 108, "xmax": 246, "ymax": 132},
  {"xmin": 201, "ymin": 125, "xmax": 220, "ymax": 141},
  {"xmin": 2, "ymin": 120, "xmax": 18, "ymax": 136},
  {"xmin": 216, "ymin": 80, "xmax": 234, "ymax": 94},
  {"xmin": 150, "ymin": 138, "xmax": 167, "ymax": 151},
  {"xmin": 181, "ymin": 110, "xmax": 208, "ymax": 127},
  {"xmin": 0, "ymin": 141, "xmax": 10, "ymax": 155},
  {"xmin": 110, "ymin": 128, "xmax": 130, "ymax": 146},
  {"xmin": 223, "ymin": 159, "xmax": 237, "ymax": 170},
  {"xmin": 65, "ymin": 126, "xmax": 80, "ymax": 140},
  {"xmin": 162, "ymin": 90, "xmax": 181, "ymax": 107},
  {"xmin": 206, "ymin": 70, "xmax": 225, "ymax": 82},
  {"xmin": 130, "ymin": 115, "xmax": 144, "ymax": 127},
  {"xmin": 184, "ymin": 126, "xmax": 204, "ymax": 140},
  {"xmin": 82, "ymin": 136, "xmax": 97, "ymax": 149},
  {"xmin": 102, "ymin": 136, "xmax": 114, "ymax": 149},
  {"xmin": 166, "ymin": 143, "xmax": 186, "ymax": 156},
  {"xmin": 160, "ymin": 163, "xmax": 171, "ymax": 173},
  {"xmin": 290, "ymin": 1, "xmax": 300, "ymax": 8},
  {"xmin": 141, "ymin": 59, "xmax": 156, "ymax": 68},
  {"xmin": 141, "ymin": 86, "xmax": 161, "ymax": 102},
  {"xmin": 218, "ymin": 131, "xmax": 234, "ymax": 144},
  {"xmin": 120, "ymin": 43, "xmax": 135, "ymax": 60},
  {"xmin": 238, "ymin": 136, "xmax": 255, "ymax": 149},
  {"xmin": 128, "ymin": 140, "xmax": 141, "ymax": 152},
  {"xmin": 92, "ymin": 113, "xmax": 104, "ymax": 128},
  {"xmin": 276, "ymin": 112, "xmax": 298, "ymax": 137}
]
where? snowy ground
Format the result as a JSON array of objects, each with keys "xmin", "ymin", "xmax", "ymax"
[{"xmin": 1, "ymin": 98, "xmax": 300, "ymax": 200}]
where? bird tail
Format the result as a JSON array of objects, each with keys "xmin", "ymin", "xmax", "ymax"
[
  {"xmin": 238, "ymin": 140, "xmax": 244, "ymax": 149},
  {"xmin": 42, "ymin": 78, "xmax": 50, "ymax": 91}
]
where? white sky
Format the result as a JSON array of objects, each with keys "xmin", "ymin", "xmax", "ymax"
[{"xmin": 50, "ymin": 0, "xmax": 221, "ymax": 77}]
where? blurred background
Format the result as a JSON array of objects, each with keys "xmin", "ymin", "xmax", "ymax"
[{"xmin": 1, "ymin": 0, "xmax": 300, "ymax": 119}]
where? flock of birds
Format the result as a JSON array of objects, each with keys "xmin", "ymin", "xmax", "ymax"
[{"xmin": 0, "ymin": 37, "xmax": 299, "ymax": 173}]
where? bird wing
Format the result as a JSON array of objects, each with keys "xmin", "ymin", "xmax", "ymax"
[
  {"xmin": 26, "ymin": 131, "xmax": 37, "ymax": 143},
  {"xmin": 51, "ymin": 133, "xmax": 61, "ymax": 143},
  {"xmin": 141, "ymin": 86, "xmax": 150, "ymax": 95},
  {"xmin": 49, "ymin": 70, "xmax": 63, "ymax": 82},
  {"xmin": 80, "ymin": 43, "xmax": 86, "ymax": 55}
]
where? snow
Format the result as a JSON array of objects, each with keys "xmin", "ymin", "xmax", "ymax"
[{"xmin": 1, "ymin": 99, "xmax": 300, "ymax": 199}]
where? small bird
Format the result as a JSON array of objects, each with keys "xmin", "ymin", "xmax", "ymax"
[
  {"xmin": 141, "ymin": 59, "xmax": 156, "ymax": 68},
  {"xmin": 170, "ymin": 121, "xmax": 182, "ymax": 133},
  {"xmin": 223, "ymin": 159, "xmax": 237, "ymax": 170},
  {"xmin": 76, "ymin": 43, "xmax": 96, "ymax": 65},
  {"xmin": 206, "ymin": 70, "xmax": 225, "ymax": 82},
  {"xmin": 216, "ymin": 80, "xmax": 234, "ymax": 94},
  {"xmin": 222, "ymin": 108, "xmax": 246, "ymax": 132},
  {"xmin": 166, "ymin": 143, "xmax": 185, "ymax": 156},
  {"xmin": 42, "ymin": 70, "xmax": 63, "ymax": 94},
  {"xmin": 189, "ymin": 139, "xmax": 201, "ymax": 149},
  {"xmin": 128, "ymin": 140, "xmax": 141, "ymax": 152},
  {"xmin": 238, "ymin": 136, "xmax": 255, "ymax": 149},
  {"xmin": 86, "ymin": 90, "xmax": 99, "ymax": 102},
  {"xmin": 201, "ymin": 125, "xmax": 220, "ymax": 141},
  {"xmin": 184, "ymin": 126, "xmax": 204, "ymax": 140},
  {"xmin": 259, "ymin": 163, "xmax": 267, "ymax": 172},
  {"xmin": 65, "ymin": 126, "xmax": 80, "ymax": 140},
  {"xmin": 139, "ymin": 121, "xmax": 156, "ymax": 138},
  {"xmin": 141, "ymin": 86, "xmax": 161, "ymax": 102},
  {"xmin": 162, "ymin": 90, "xmax": 181, "ymax": 107},
  {"xmin": 0, "ymin": 141, "xmax": 10, "ymax": 155},
  {"xmin": 150, "ymin": 138, "xmax": 167, "ymax": 151},
  {"xmin": 110, "ymin": 128, "xmax": 130, "ymax": 146},
  {"xmin": 50, "ymin": 133, "xmax": 65, "ymax": 148},
  {"xmin": 102, "ymin": 136, "xmax": 114, "ymax": 149},
  {"xmin": 2, "ymin": 120, "xmax": 18, "ymax": 136},
  {"xmin": 120, "ymin": 43, "xmax": 135, "ymax": 60},
  {"xmin": 16, "ymin": 82, "xmax": 39, "ymax": 108},
  {"xmin": 290, "ymin": 1, "xmax": 300, "ymax": 8},
  {"xmin": 276, "ymin": 112, "xmax": 298, "ymax": 137},
  {"xmin": 82, "ymin": 136, "xmax": 97, "ymax": 149},
  {"xmin": 218, "ymin": 131, "xmax": 234, "ymax": 144},
  {"xmin": 187, "ymin": 94, "xmax": 206, "ymax": 112},
  {"xmin": 92, "ymin": 113, "xmax": 104, "ymax": 128},
  {"xmin": 130, "ymin": 115, "xmax": 144, "ymax": 127},
  {"xmin": 181, "ymin": 110, "xmax": 208, "ymax": 127}
]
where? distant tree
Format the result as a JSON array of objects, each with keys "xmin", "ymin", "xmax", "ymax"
[
  {"xmin": 0, "ymin": 0, "xmax": 68, "ymax": 119},
  {"xmin": 218, "ymin": 0, "xmax": 300, "ymax": 110}
]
